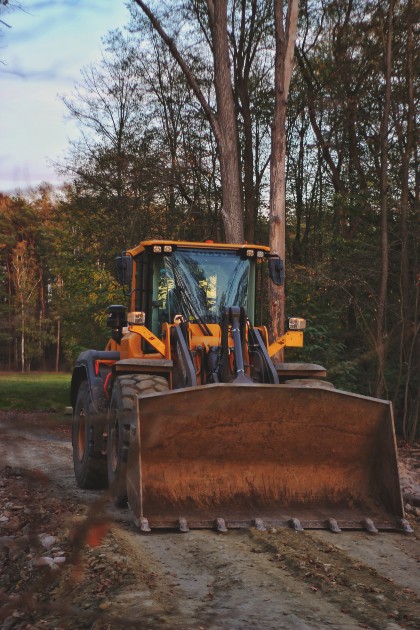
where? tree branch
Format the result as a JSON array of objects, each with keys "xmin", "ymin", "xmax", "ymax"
[{"xmin": 133, "ymin": 0, "xmax": 221, "ymax": 142}]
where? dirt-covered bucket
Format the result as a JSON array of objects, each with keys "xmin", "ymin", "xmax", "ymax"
[{"xmin": 126, "ymin": 383, "xmax": 406, "ymax": 532}]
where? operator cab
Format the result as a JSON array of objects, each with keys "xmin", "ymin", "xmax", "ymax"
[
  {"xmin": 152, "ymin": 247, "xmax": 255, "ymax": 333},
  {"xmin": 120, "ymin": 241, "xmax": 274, "ymax": 337}
]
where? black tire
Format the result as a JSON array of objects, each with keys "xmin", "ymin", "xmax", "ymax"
[
  {"xmin": 107, "ymin": 374, "xmax": 169, "ymax": 507},
  {"xmin": 72, "ymin": 381, "xmax": 108, "ymax": 489}
]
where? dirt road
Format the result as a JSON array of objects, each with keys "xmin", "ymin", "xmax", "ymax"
[{"xmin": 1, "ymin": 411, "xmax": 420, "ymax": 629}]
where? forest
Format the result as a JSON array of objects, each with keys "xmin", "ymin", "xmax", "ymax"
[{"xmin": 0, "ymin": 0, "xmax": 418, "ymax": 440}]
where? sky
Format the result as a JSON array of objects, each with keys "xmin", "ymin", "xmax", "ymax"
[{"xmin": 0, "ymin": 0, "xmax": 133, "ymax": 193}]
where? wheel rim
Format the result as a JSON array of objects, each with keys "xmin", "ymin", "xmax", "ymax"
[
  {"xmin": 78, "ymin": 409, "xmax": 86, "ymax": 462},
  {"xmin": 110, "ymin": 412, "xmax": 120, "ymax": 474}
]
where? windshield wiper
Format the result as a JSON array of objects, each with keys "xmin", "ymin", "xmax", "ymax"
[{"xmin": 172, "ymin": 266, "xmax": 212, "ymax": 336}]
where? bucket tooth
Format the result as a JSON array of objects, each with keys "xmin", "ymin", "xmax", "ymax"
[
  {"xmin": 177, "ymin": 517, "xmax": 189, "ymax": 533},
  {"xmin": 215, "ymin": 518, "xmax": 228, "ymax": 533},
  {"xmin": 398, "ymin": 518, "xmax": 414, "ymax": 534},
  {"xmin": 138, "ymin": 516, "xmax": 151, "ymax": 533},
  {"xmin": 252, "ymin": 518, "xmax": 266, "ymax": 532},
  {"xmin": 362, "ymin": 518, "xmax": 378, "ymax": 534},
  {"xmin": 288, "ymin": 518, "xmax": 304, "ymax": 532},
  {"xmin": 326, "ymin": 518, "xmax": 341, "ymax": 533}
]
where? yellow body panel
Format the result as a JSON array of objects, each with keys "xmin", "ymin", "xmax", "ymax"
[
  {"xmin": 187, "ymin": 322, "xmax": 229, "ymax": 351},
  {"xmin": 130, "ymin": 325, "xmax": 166, "ymax": 356},
  {"xmin": 113, "ymin": 322, "xmax": 303, "ymax": 369},
  {"xmin": 268, "ymin": 330, "xmax": 303, "ymax": 356}
]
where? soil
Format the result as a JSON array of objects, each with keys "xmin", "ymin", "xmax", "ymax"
[{"xmin": 1, "ymin": 410, "xmax": 420, "ymax": 630}]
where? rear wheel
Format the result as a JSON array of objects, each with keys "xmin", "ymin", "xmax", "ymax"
[
  {"xmin": 107, "ymin": 374, "xmax": 169, "ymax": 506},
  {"xmin": 72, "ymin": 381, "xmax": 108, "ymax": 489}
]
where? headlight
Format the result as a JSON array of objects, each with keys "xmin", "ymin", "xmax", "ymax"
[
  {"xmin": 153, "ymin": 244, "xmax": 173, "ymax": 253},
  {"xmin": 288, "ymin": 317, "xmax": 306, "ymax": 330},
  {"xmin": 127, "ymin": 311, "xmax": 146, "ymax": 325}
]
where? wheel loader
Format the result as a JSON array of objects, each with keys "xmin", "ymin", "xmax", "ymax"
[{"xmin": 71, "ymin": 239, "xmax": 411, "ymax": 533}]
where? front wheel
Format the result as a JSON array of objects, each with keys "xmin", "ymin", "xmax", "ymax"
[
  {"xmin": 72, "ymin": 381, "xmax": 107, "ymax": 489},
  {"xmin": 107, "ymin": 374, "xmax": 169, "ymax": 506}
]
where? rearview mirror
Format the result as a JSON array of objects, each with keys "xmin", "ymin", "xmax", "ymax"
[
  {"xmin": 268, "ymin": 256, "xmax": 285, "ymax": 286},
  {"xmin": 115, "ymin": 254, "xmax": 133, "ymax": 287}
]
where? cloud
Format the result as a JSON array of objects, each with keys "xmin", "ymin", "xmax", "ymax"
[
  {"xmin": 1, "ymin": 0, "xmax": 128, "ymax": 81},
  {"xmin": 0, "ymin": 0, "xmax": 130, "ymax": 191},
  {"xmin": 0, "ymin": 60, "xmax": 75, "ymax": 82}
]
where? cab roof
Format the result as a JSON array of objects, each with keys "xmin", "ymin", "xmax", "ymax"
[{"xmin": 127, "ymin": 239, "xmax": 271, "ymax": 257}]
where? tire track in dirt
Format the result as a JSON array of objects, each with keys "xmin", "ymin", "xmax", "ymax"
[
  {"xmin": 109, "ymin": 525, "xmax": 365, "ymax": 629},
  {"xmin": 1, "ymin": 413, "xmax": 420, "ymax": 630},
  {"xmin": 250, "ymin": 528, "xmax": 420, "ymax": 630}
]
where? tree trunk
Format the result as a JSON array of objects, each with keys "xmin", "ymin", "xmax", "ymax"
[
  {"xmin": 232, "ymin": 0, "xmax": 259, "ymax": 243},
  {"xmin": 375, "ymin": 0, "xmax": 395, "ymax": 398},
  {"xmin": 399, "ymin": 0, "xmax": 415, "ymax": 438},
  {"xmin": 269, "ymin": 0, "xmax": 299, "ymax": 343},
  {"xmin": 6, "ymin": 255, "xmax": 13, "ymax": 370},
  {"xmin": 21, "ymin": 298, "xmax": 25, "ymax": 373},
  {"xmin": 207, "ymin": 0, "xmax": 244, "ymax": 242},
  {"xmin": 55, "ymin": 318, "xmax": 61, "ymax": 373},
  {"xmin": 240, "ymin": 83, "xmax": 256, "ymax": 243}
]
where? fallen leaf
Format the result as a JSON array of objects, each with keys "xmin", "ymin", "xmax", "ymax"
[{"xmin": 86, "ymin": 523, "xmax": 109, "ymax": 548}]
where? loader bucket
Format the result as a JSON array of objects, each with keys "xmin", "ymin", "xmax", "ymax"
[{"xmin": 126, "ymin": 383, "xmax": 407, "ymax": 532}]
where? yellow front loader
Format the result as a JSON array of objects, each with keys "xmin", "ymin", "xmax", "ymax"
[{"xmin": 70, "ymin": 240, "xmax": 411, "ymax": 533}]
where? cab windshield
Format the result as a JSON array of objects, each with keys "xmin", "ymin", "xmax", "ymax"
[{"xmin": 156, "ymin": 248, "xmax": 252, "ymax": 326}]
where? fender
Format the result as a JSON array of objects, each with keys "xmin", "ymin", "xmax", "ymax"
[{"xmin": 71, "ymin": 350, "xmax": 120, "ymax": 412}]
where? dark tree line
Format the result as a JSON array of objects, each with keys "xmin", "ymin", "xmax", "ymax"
[{"xmin": 0, "ymin": 0, "xmax": 418, "ymax": 439}]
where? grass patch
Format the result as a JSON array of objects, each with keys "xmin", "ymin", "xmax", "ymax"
[{"xmin": 0, "ymin": 372, "xmax": 71, "ymax": 412}]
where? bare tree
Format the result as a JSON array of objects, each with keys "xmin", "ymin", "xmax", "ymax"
[
  {"xmin": 12, "ymin": 241, "xmax": 39, "ymax": 373},
  {"xmin": 375, "ymin": 0, "xmax": 395, "ymax": 398},
  {"xmin": 132, "ymin": 0, "xmax": 300, "ymax": 339},
  {"xmin": 0, "ymin": 0, "xmax": 22, "ymax": 35},
  {"xmin": 133, "ymin": 0, "xmax": 244, "ymax": 242},
  {"xmin": 230, "ymin": 0, "xmax": 273, "ymax": 242},
  {"xmin": 269, "ymin": 0, "xmax": 299, "ymax": 341}
]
